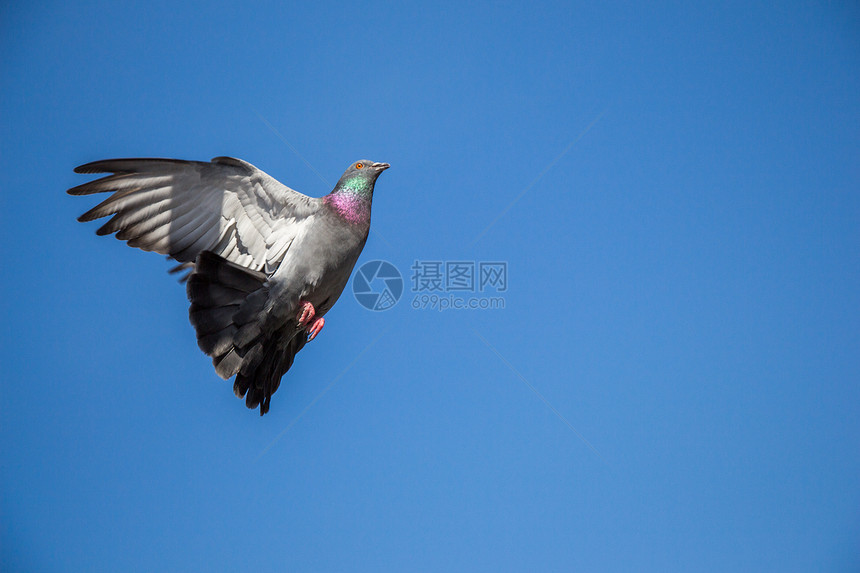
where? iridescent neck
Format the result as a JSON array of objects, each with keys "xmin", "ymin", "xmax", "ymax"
[{"xmin": 324, "ymin": 185, "xmax": 371, "ymax": 224}]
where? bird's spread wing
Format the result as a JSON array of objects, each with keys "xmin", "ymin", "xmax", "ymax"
[{"xmin": 69, "ymin": 156, "xmax": 320, "ymax": 273}]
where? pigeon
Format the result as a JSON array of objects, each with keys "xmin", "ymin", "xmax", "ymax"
[{"xmin": 69, "ymin": 156, "xmax": 390, "ymax": 414}]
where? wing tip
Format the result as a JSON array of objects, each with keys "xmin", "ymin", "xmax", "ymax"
[
  {"xmin": 73, "ymin": 161, "xmax": 112, "ymax": 175},
  {"xmin": 73, "ymin": 157, "xmax": 195, "ymax": 176},
  {"xmin": 67, "ymin": 182, "xmax": 96, "ymax": 195},
  {"xmin": 210, "ymin": 156, "xmax": 254, "ymax": 173}
]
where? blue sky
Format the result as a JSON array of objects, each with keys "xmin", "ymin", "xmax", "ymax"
[{"xmin": 2, "ymin": 1, "xmax": 859, "ymax": 571}]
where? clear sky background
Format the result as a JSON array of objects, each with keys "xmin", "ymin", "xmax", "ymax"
[{"xmin": 2, "ymin": 1, "xmax": 858, "ymax": 571}]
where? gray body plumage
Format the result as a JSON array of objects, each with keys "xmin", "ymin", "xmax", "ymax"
[{"xmin": 69, "ymin": 156, "xmax": 389, "ymax": 414}]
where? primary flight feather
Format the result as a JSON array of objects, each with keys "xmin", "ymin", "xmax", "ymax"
[{"xmin": 69, "ymin": 156, "xmax": 390, "ymax": 414}]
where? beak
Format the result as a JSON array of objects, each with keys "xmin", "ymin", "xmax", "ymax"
[{"xmin": 371, "ymin": 162, "xmax": 390, "ymax": 171}]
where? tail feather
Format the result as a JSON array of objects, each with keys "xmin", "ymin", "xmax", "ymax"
[
  {"xmin": 216, "ymin": 348, "xmax": 244, "ymax": 380},
  {"xmin": 235, "ymin": 330, "xmax": 307, "ymax": 414},
  {"xmin": 197, "ymin": 326, "xmax": 238, "ymax": 357},
  {"xmin": 190, "ymin": 305, "xmax": 240, "ymax": 336},
  {"xmin": 186, "ymin": 251, "xmax": 307, "ymax": 415}
]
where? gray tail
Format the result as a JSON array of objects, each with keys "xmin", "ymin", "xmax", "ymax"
[{"xmin": 186, "ymin": 251, "xmax": 306, "ymax": 415}]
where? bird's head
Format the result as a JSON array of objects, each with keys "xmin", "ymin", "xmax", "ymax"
[{"xmin": 335, "ymin": 160, "xmax": 390, "ymax": 195}]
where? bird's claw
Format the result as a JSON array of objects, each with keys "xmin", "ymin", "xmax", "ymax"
[
  {"xmin": 296, "ymin": 300, "xmax": 316, "ymax": 325},
  {"xmin": 297, "ymin": 301, "xmax": 324, "ymax": 341},
  {"xmin": 306, "ymin": 317, "xmax": 325, "ymax": 342}
]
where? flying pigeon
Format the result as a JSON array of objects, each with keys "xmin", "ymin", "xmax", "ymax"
[{"xmin": 69, "ymin": 156, "xmax": 390, "ymax": 414}]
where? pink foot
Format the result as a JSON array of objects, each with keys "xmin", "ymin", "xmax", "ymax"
[
  {"xmin": 296, "ymin": 300, "xmax": 316, "ymax": 325},
  {"xmin": 306, "ymin": 317, "xmax": 325, "ymax": 342}
]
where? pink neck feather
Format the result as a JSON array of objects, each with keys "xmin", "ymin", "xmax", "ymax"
[{"xmin": 324, "ymin": 193, "xmax": 370, "ymax": 224}]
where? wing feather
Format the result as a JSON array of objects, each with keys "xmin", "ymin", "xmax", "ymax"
[
  {"xmin": 95, "ymin": 195, "xmax": 174, "ymax": 235},
  {"xmin": 69, "ymin": 157, "xmax": 320, "ymax": 272}
]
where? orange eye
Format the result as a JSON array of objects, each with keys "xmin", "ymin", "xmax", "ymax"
[{"xmin": 355, "ymin": 162, "xmax": 364, "ymax": 169}]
